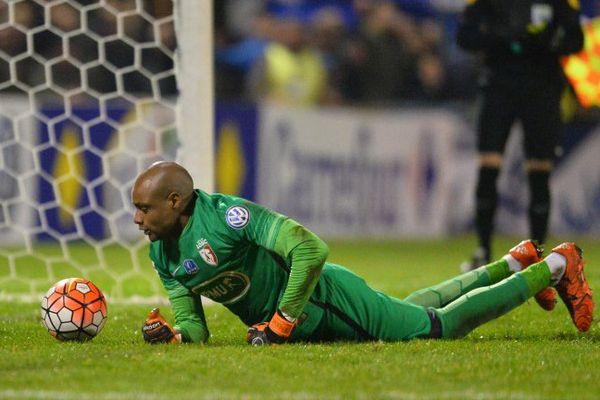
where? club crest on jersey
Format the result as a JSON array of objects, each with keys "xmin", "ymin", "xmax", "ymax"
[
  {"xmin": 196, "ymin": 238, "xmax": 218, "ymax": 267},
  {"xmin": 225, "ymin": 205, "xmax": 250, "ymax": 229},
  {"xmin": 182, "ymin": 259, "xmax": 199, "ymax": 275}
]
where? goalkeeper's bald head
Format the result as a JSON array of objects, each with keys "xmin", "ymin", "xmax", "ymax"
[
  {"xmin": 141, "ymin": 161, "xmax": 194, "ymax": 200},
  {"xmin": 132, "ymin": 161, "xmax": 196, "ymax": 241}
]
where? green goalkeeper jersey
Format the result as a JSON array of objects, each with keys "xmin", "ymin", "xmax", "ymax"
[{"xmin": 149, "ymin": 190, "xmax": 329, "ymax": 343}]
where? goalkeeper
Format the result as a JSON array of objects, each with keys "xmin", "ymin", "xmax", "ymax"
[{"xmin": 134, "ymin": 162, "xmax": 594, "ymax": 345}]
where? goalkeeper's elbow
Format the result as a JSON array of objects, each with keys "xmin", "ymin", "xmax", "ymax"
[{"xmin": 315, "ymin": 237, "xmax": 329, "ymax": 265}]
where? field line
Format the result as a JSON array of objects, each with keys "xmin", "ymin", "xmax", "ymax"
[
  {"xmin": 0, "ymin": 390, "xmax": 168, "ymax": 400},
  {"xmin": 0, "ymin": 389, "xmax": 550, "ymax": 400},
  {"xmin": 0, "ymin": 293, "xmax": 216, "ymax": 306}
]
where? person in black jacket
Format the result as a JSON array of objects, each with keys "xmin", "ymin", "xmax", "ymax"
[{"xmin": 457, "ymin": 0, "xmax": 584, "ymax": 280}]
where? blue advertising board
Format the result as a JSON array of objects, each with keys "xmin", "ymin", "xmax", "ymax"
[{"xmin": 214, "ymin": 102, "xmax": 258, "ymax": 201}]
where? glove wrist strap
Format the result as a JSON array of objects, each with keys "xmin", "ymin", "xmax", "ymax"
[{"xmin": 268, "ymin": 310, "xmax": 296, "ymax": 339}]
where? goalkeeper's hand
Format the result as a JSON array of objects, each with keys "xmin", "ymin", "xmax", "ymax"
[
  {"xmin": 142, "ymin": 308, "xmax": 181, "ymax": 344},
  {"xmin": 246, "ymin": 309, "xmax": 296, "ymax": 345}
]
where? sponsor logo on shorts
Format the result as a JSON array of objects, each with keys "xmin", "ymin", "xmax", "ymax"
[
  {"xmin": 226, "ymin": 205, "xmax": 250, "ymax": 229},
  {"xmin": 191, "ymin": 271, "xmax": 250, "ymax": 304}
]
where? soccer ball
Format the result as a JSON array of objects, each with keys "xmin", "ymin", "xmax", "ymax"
[{"xmin": 40, "ymin": 277, "xmax": 108, "ymax": 341}]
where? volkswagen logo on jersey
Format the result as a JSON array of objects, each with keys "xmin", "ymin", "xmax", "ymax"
[
  {"xmin": 225, "ymin": 205, "xmax": 250, "ymax": 229},
  {"xmin": 182, "ymin": 259, "xmax": 199, "ymax": 275}
]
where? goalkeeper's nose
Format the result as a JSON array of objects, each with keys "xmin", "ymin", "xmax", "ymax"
[{"xmin": 133, "ymin": 209, "xmax": 143, "ymax": 225}]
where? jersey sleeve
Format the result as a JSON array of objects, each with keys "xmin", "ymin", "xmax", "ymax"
[
  {"xmin": 166, "ymin": 283, "xmax": 209, "ymax": 343},
  {"xmin": 230, "ymin": 200, "xmax": 329, "ymax": 320},
  {"xmin": 271, "ymin": 217, "xmax": 329, "ymax": 319},
  {"xmin": 149, "ymin": 252, "xmax": 209, "ymax": 343}
]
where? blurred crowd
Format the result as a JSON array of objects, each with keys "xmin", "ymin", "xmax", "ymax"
[
  {"xmin": 216, "ymin": 0, "xmax": 599, "ymax": 107},
  {"xmin": 1, "ymin": 0, "xmax": 598, "ymax": 108},
  {"xmin": 215, "ymin": 0, "xmax": 479, "ymax": 106}
]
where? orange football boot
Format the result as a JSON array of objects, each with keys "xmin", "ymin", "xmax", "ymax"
[
  {"xmin": 552, "ymin": 243, "xmax": 594, "ymax": 332},
  {"xmin": 509, "ymin": 240, "xmax": 557, "ymax": 311}
]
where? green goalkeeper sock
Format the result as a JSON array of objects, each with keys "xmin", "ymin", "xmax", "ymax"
[
  {"xmin": 517, "ymin": 260, "xmax": 552, "ymax": 295},
  {"xmin": 484, "ymin": 259, "xmax": 512, "ymax": 283},
  {"xmin": 404, "ymin": 260, "xmax": 510, "ymax": 308},
  {"xmin": 436, "ymin": 261, "xmax": 552, "ymax": 338}
]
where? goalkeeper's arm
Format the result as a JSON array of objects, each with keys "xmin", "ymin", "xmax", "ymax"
[
  {"xmin": 168, "ymin": 286, "xmax": 210, "ymax": 343},
  {"xmin": 152, "ymin": 262, "xmax": 210, "ymax": 343},
  {"xmin": 273, "ymin": 218, "xmax": 329, "ymax": 320},
  {"xmin": 247, "ymin": 218, "xmax": 329, "ymax": 345}
]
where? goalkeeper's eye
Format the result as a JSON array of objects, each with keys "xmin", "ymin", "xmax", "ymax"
[{"xmin": 133, "ymin": 203, "xmax": 150, "ymax": 214}]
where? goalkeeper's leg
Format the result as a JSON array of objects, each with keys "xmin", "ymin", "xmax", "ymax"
[
  {"xmin": 435, "ymin": 260, "xmax": 551, "ymax": 338},
  {"xmin": 308, "ymin": 261, "xmax": 540, "ymax": 342},
  {"xmin": 404, "ymin": 240, "xmax": 542, "ymax": 308},
  {"xmin": 403, "ymin": 261, "xmax": 508, "ymax": 308}
]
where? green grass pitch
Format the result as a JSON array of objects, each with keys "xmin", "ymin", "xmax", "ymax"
[{"xmin": 1, "ymin": 236, "xmax": 599, "ymax": 399}]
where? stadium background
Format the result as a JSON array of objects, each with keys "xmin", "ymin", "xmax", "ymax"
[
  {"xmin": 214, "ymin": 0, "xmax": 600, "ymax": 238},
  {"xmin": 1, "ymin": 0, "xmax": 600, "ymax": 244}
]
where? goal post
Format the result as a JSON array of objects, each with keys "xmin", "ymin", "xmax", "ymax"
[
  {"xmin": 175, "ymin": 0, "xmax": 214, "ymax": 192},
  {"xmin": 0, "ymin": 0, "xmax": 213, "ymax": 303}
]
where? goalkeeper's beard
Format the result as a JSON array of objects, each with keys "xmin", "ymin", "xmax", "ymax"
[{"xmin": 146, "ymin": 222, "xmax": 185, "ymax": 242}]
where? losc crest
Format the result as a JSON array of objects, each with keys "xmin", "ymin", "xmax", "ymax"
[{"xmin": 196, "ymin": 238, "xmax": 218, "ymax": 266}]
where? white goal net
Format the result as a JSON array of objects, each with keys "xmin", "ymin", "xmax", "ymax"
[{"xmin": 0, "ymin": 0, "xmax": 212, "ymax": 302}]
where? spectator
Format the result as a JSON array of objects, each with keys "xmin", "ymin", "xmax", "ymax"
[
  {"xmin": 1, "ymin": 1, "xmax": 42, "ymax": 92},
  {"xmin": 216, "ymin": 12, "xmax": 276, "ymax": 100},
  {"xmin": 408, "ymin": 18, "xmax": 449, "ymax": 101},
  {"xmin": 309, "ymin": 6, "xmax": 348, "ymax": 104},
  {"xmin": 50, "ymin": 2, "xmax": 80, "ymax": 32},
  {"xmin": 216, "ymin": 12, "xmax": 275, "ymax": 74},
  {"xmin": 340, "ymin": 0, "xmax": 422, "ymax": 104},
  {"xmin": 411, "ymin": 52, "xmax": 447, "ymax": 101},
  {"xmin": 246, "ymin": 16, "xmax": 328, "ymax": 106}
]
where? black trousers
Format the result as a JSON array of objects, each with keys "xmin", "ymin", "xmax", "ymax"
[{"xmin": 477, "ymin": 71, "xmax": 563, "ymax": 160}]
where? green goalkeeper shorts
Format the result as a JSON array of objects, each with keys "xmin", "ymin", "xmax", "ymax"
[{"xmin": 292, "ymin": 263, "xmax": 432, "ymax": 342}]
